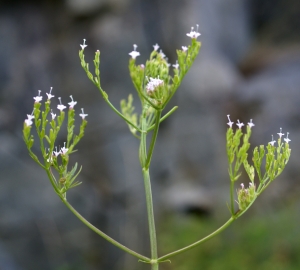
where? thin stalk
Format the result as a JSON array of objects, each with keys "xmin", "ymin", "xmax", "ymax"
[
  {"xmin": 143, "ymin": 168, "xmax": 159, "ymax": 270},
  {"xmin": 139, "ymin": 106, "xmax": 160, "ymax": 269},
  {"xmin": 230, "ymin": 180, "xmax": 235, "ymax": 215},
  {"xmin": 94, "ymin": 83, "xmax": 143, "ymax": 133},
  {"xmin": 61, "ymin": 198, "xmax": 150, "ymax": 262},
  {"xmin": 147, "ymin": 106, "xmax": 178, "ymax": 132},
  {"xmin": 145, "ymin": 110, "xmax": 161, "ymax": 169},
  {"xmin": 45, "ymin": 168, "xmax": 60, "ymax": 195},
  {"xmin": 45, "ymin": 168, "xmax": 149, "ymax": 262},
  {"xmin": 157, "ymin": 217, "xmax": 235, "ymax": 262}
]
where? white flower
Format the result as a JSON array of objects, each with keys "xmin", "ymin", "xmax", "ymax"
[
  {"xmin": 57, "ymin": 97, "xmax": 67, "ymax": 111},
  {"xmin": 159, "ymin": 49, "xmax": 166, "ymax": 58},
  {"xmin": 25, "ymin": 118, "xmax": 33, "ymax": 126},
  {"xmin": 60, "ymin": 142, "xmax": 68, "ymax": 155},
  {"xmin": 51, "ymin": 109, "xmax": 56, "ymax": 120},
  {"xmin": 129, "ymin": 44, "xmax": 140, "ymax": 59},
  {"xmin": 33, "ymin": 90, "xmax": 43, "ymax": 103},
  {"xmin": 236, "ymin": 119, "xmax": 244, "ymax": 129},
  {"xmin": 186, "ymin": 24, "xmax": 201, "ymax": 39},
  {"xmin": 182, "ymin": 46, "xmax": 188, "ymax": 52},
  {"xmin": 247, "ymin": 119, "xmax": 255, "ymax": 128},
  {"xmin": 46, "ymin": 87, "xmax": 54, "ymax": 100},
  {"xmin": 146, "ymin": 77, "xmax": 164, "ymax": 94},
  {"xmin": 153, "ymin": 43, "xmax": 159, "ymax": 51},
  {"xmin": 277, "ymin": 127, "xmax": 284, "ymax": 138},
  {"xmin": 25, "ymin": 110, "xmax": 34, "ymax": 126},
  {"xmin": 269, "ymin": 135, "xmax": 276, "ymax": 146},
  {"xmin": 284, "ymin": 132, "xmax": 291, "ymax": 144},
  {"xmin": 79, "ymin": 108, "xmax": 88, "ymax": 120},
  {"xmin": 172, "ymin": 60, "xmax": 179, "ymax": 69},
  {"xmin": 53, "ymin": 147, "xmax": 60, "ymax": 157},
  {"xmin": 26, "ymin": 111, "xmax": 34, "ymax": 121},
  {"xmin": 68, "ymin": 95, "xmax": 77, "ymax": 109},
  {"xmin": 80, "ymin": 39, "xmax": 87, "ymax": 50},
  {"xmin": 227, "ymin": 115, "xmax": 234, "ymax": 128}
]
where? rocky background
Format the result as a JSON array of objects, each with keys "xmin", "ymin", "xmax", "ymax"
[{"xmin": 1, "ymin": 0, "xmax": 300, "ymax": 269}]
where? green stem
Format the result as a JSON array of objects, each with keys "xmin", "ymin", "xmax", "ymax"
[
  {"xmin": 230, "ymin": 180, "xmax": 235, "ymax": 215},
  {"xmin": 61, "ymin": 198, "xmax": 150, "ymax": 262},
  {"xmin": 45, "ymin": 168, "xmax": 149, "ymax": 262},
  {"xmin": 157, "ymin": 216, "xmax": 235, "ymax": 262},
  {"xmin": 147, "ymin": 106, "xmax": 178, "ymax": 132},
  {"xmin": 139, "ymin": 106, "xmax": 160, "ymax": 269},
  {"xmin": 145, "ymin": 110, "xmax": 161, "ymax": 169},
  {"xmin": 94, "ymin": 83, "xmax": 142, "ymax": 133},
  {"xmin": 143, "ymin": 168, "xmax": 159, "ymax": 270},
  {"xmin": 45, "ymin": 169, "xmax": 60, "ymax": 195}
]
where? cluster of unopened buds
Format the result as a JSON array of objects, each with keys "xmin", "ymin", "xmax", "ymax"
[{"xmin": 237, "ymin": 182, "xmax": 256, "ymax": 211}]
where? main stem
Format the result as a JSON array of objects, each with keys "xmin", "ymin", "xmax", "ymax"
[
  {"xmin": 140, "ymin": 108, "xmax": 161, "ymax": 270},
  {"xmin": 143, "ymin": 168, "xmax": 158, "ymax": 270}
]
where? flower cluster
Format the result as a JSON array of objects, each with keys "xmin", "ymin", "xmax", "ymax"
[
  {"xmin": 227, "ymin": 115, "xmax": 255, "ymax": 129},
  {"xmin": 24, "ymin": 88, "xmax": 87, "ymax": 127},
  {"xmin": 269, "ymin": 128, "xmax": 291, "ymax": 145},
  {"xmin": 226, "ymin": 114, "xmax": 291, "ymax": 214},
  {"xmin": 186, "ymin": 24, "xmax": 201, "ymax": 39},
  {"xmin": 128, "ymin": 25, "xmax": 201, "ymax": 73},
  {"xmin": 23, "ymin": 87, "xmax": 88, "ymax": 196},
  {"xmin": 47, "ymin": 143, "xmax": 68, "ymax": 163},
  {"xmin": 146, "ymin": 77, "xmax": 164, "ymax": 95}
]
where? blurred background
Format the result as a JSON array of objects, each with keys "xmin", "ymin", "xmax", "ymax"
[{"xmin": 1, "ymin": 0, "xmax": 300, "ymax": 269}]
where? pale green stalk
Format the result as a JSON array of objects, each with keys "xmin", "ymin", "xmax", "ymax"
[
  {"xmin": 45, "ymin": 169, "xmax": 150, "ymax": 262},
  {"xmin": 140, "ymin": 108, "xmax": 161, "ymax": 269},
  {"xmin": 157, "ymin": 216, "xmax": 235, "ymax": 262},
  {"xmin": 61, "ymin": 198, "xmax": 150, "ymax": 262}
]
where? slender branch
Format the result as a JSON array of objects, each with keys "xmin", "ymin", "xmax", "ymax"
[
  {"xmin": 44, "ymin": 167, "xmax": 150, "ymax": 262},
  {"xmin": 230, "ymin": 180, "xmax": 235, "ymax": 215},
  {"xmin": 157, "ymin": 217, "xmax": 235, "ymax": 262},
  {"xmin": 93, "ymin": 82, "xmax": 143, "ymax": 133},
  {"xmin": 145, "ymin": 110, "xmax": 161, "ymax": 169},
  {"xmin": 61, "ymin": 198, "xmax": 150, "ymax": 262},
  {"xmin": 147, "ymin": 106, "xmax": 178, "ymax": 132}
]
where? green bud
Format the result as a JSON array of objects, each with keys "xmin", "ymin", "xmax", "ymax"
[
  {"xmin": 120, "ymin": 94, "xmax": 139, "ymax": 136},
  {"xmin": 243, "ymin": 159, "xmax": 255, "ymax": 182},
  {"xmin": 237, "ymin": 183, "xmax": 256, "ymax": 211},
  {"xmin": 67, "ymin": 108, "xmax": 76, "ymax": 147}
]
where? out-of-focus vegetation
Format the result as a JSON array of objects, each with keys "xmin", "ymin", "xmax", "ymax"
[{"xmin": 158, "ymin": 201, "xmax": 300, "ymax": 270}]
